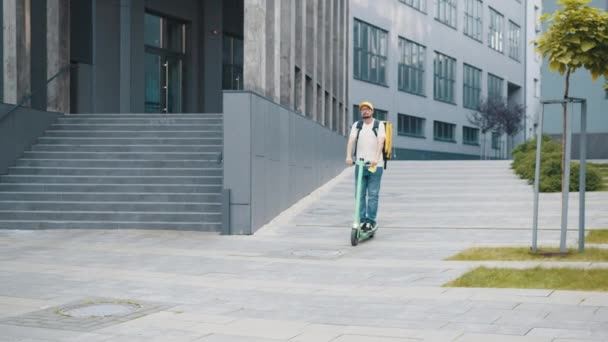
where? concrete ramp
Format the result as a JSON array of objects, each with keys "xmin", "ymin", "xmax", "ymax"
[{"xmin": 292, "ymin": 160, "xmax": 608, "ymax": 230}]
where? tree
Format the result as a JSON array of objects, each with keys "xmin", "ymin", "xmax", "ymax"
[
  {"xmin": 468, "ymin": 97, "xmax": 525, "ymax": 159},
  {"xmin": 468, "ymin": 97, "xmax": 499, "ymax": 159},
  {"xmin": 534, "ymin": 0, "xmax": 608, "ymax": 200},
  {"xmin": 497, "ymin": 102, "xmax": 526, "ymax": 156}
]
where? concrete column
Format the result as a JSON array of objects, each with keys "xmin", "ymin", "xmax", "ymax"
[
  {"xmin": 30, "ymin": 0, "xmax": 46, "ymax": 110},
  {"xmin": 279, "ymin": 0, "xmax": 295, "ymax": 108},
  {"xmin": 334, "ymin": 0, "xmax": 341, "ymax": 133},
  {"xmin": 3, "ymin": 0, "xmax": 31, "ymax": 106},
  {"xmin": 317, "ymin": 0, "xmax": 325, "ymax": 125},
  {"xmin": 294, "ymin": 0, "xmax": 305, "ymax": 114},
  {"xmin": 244, "ymin": 0, "xmax": 267, "ymax": 96},
  {"xmin": 130, "ymin": 0, "xmax": 144, "ymax": 113},
  {"xmin": 118, "ymin": 0, "xmax": 131, "ymax": 113},
  {"xmin": 341, "ymin": 0, "xmax": 348, "ymax": 135},
  {"xmin": 264, "ymin": 0, "xmax": 280, "ymax": 102},
  {"xmin": 306, "ymin": 0, "xmax": 316, "ymax": 119},
  {"xmin": 46, "ymin": 0, "xmax": 70, "ymax": 113},
  {"xmin": 325, "ymin": 0, "xmax": 333, "ymax": 128},
  {"xmin": 0, "ymin": 2, "xmax": 3, "ymax": 102},
  {"xmin": 201, "ymin": 0, "xmax": 223, "ymax": 113}
]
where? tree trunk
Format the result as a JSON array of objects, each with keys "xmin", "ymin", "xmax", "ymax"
[{"xmin": 562, "ymin": 68, "xmax": 571, "ymax": 195}]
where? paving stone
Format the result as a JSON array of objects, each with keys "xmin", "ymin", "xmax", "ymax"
[{"xmin": 1, "ymin": 161, "xmax": 607, "ymax": 341}]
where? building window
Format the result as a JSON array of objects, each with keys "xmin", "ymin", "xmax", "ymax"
[
  {"xmin": 398, "ymin": 38, "xmax": 426, "ymax": 96},
  {"xmin": 434, "ymin": 121, "xmax": 456, "ymax": 142},
  {"xmin": 398, "ymin": 114, "xmax": 425, "ymax": 137},
  {"xmin": 464, "ymin": 0, "xmax": 483, "ymax": 41},
  {"xmin": 463, "ymin": 126, "xmax": 480, "ymax": 145},
  {"xmin": 463, "ymin": 64, "xmax": 482, "ymax": 110},
  {"xmin": 491, "ymin": 131, "xmax": 501, "ymax": 149},
  {"xmin": 223, "ymin": 34, "xmax": 244, "ymax": 90},
  {"xmin": 488, "ymin": 73, "xmax": 503, "ymax": 99},
  {"xmin": 435, "ymin": 0, "xmax": 457, "ymax": 28},
  {"xmin": 353, "ymin": 105, "xmax": 387, "ymax": 122},
  {"xmin": 400, "ymin": 0, "xmax": 427, "ymax": 13},
  {"xmin": 489, "ymin": 8, "xmax": 504, "ymax": 53},
  {"xmin": 354, "ymin": 19, "xmax": 388, "ymax": 86},
  {"xmin": 434, "ymin": 52, "xmax": 456, "ymax": 104},
  {"xmin": 508, "ymin": 21, "xmax": 521, "ymax": 61}
]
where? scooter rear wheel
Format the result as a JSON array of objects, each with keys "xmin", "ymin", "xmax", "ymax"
[{"xmin": 350, "ymin": 228, "xmax": 359, "ymax": 246}]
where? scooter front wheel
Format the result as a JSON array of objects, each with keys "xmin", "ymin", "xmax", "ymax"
[{"xmin": 350, "ymin": 228, "xmax": 359, "ymax": 246}]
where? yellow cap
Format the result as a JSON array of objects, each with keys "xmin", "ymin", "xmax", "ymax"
[{"xmin": 358, "ymin": 101, "xmax": 374, "ymax": 112}]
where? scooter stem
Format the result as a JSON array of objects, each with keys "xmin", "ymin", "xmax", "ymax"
[{"xmin": 353, "ymin": 160, "xmax": 365, "ymax": 229}]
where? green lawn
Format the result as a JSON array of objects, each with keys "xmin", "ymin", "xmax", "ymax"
[
  {"xmin": 586, "ymin": 230, "xmax": 608, "ymax": 244},
  {"xmin": 444, "ymin": 266, "xmax": 608, "ymax": 291},
  {"xmin": 446, "ymin": 247, "xmax": 608, "ymax": 262}
]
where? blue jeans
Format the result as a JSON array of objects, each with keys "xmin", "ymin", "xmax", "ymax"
[{"xmin": 355, "ymin": 166, "xmax": 383, "ymax": 225}]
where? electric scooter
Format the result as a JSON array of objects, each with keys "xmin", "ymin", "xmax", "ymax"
[{"xmin": 350, "ymin": 159, "xmax": 379, "ymax": 246}]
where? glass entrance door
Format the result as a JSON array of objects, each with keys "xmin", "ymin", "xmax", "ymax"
[
  {"xmin": 144, "ymin": 12, "xmax": 186, "ymax": 113},
  {"xmin": 145, "ymin": 54, "xmax": 182, "ymax": 113}
]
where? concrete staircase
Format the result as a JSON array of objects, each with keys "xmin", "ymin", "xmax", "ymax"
[{"xmin": 0, "ymin": 114, "xmax": 223, "ymax": 231}]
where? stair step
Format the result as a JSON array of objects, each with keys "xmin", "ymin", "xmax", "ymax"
[
  {"xmin": 37, "ymin": 137, "xmax": 221, "ymax": 145},
  {"xmin": 50, "ymin": 124, "xmax": 223, "ymax": 131},
  {"xmin": 56, "ymin": 118, "xmax": 223, "ymax": 125},
  {"xmin": 0, "ymin": 112, "xmax": 225, "ymax": 233},
  {"xmin": 0, "ymin": 184, "xmax": 221, "ymax": 193},
  {"xmin": 44, "ymin": 131, "xmax": 222, "ymax": 138},
  {"xmin": 0, "ymin": 175, "xmax": 222, "ymax": 185},
  {"xmin": 15, "ymin": 159, "xmax": 220, "ymax": 168},
  {"xmin": 0, "ymin": 211, "xmax": 221, "ymax": 222},
  {"xmin": 0, "ymin": 192, "xmax": 221, "ymax": 202},
  {"xmin": 0, "ymin": 220, "xmax": 222, "ymax": 231},
  {"xmin": 8, "ymin": 167, "xmax": 223, "ymax": 177},
  {"xmin": 0, "ymin": 201, "xmax": 221, "ymax": 212},
  {"xmin": 30, "ymin": 144, "xmax": 223, "ymax": 153},
  {"xmin": 22, "ymin": 151, "xmax": 221, "ymax": 160}
]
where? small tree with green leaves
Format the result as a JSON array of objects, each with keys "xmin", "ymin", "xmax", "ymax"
[{"xmin": 534, "ymin": 0, "xmax": 608, "ymax": 196}]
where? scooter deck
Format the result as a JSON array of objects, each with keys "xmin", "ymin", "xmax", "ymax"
[{"xmin": 350, "ymin": 223, "xmax": 378, "ymax": 246}]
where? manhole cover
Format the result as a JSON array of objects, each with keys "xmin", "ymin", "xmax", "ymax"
[
  {"xmin": 58, "ymin": 302, "xmax": 140, "ymax": 317},
  {"xmin": 292, "ymin": 249, "xmax": 345, "ymax": 258}
]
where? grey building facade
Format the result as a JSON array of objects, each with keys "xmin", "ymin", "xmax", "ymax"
[
  {"xmin": 0, "ymin": 0, "xmax": 350, "ymax": 234},
  {"xmin": 350, "ymin": 0, "xmax": 541, "ymax": 160},
  {"xmin": 540, "ymin": 0, "xmax": 608, "ymax": 159}
]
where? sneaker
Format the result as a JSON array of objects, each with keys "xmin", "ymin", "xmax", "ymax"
[{"xmin": 362, "ymin": 223, "xmax": 372, "ymax": 232}]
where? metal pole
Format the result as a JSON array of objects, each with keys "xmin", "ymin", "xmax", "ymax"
[
  {"xmin": 560, "ymin": 102, "xmax": 573, "ymax": 253},
  {"xmin": 532, "ymin": 107, "xmax": 544, "ymax": 253},
  {"xmin": 579, "ymin": 100, "xmax": 587, "ymax": 252}
]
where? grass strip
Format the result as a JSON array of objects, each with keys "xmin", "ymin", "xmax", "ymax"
[
  {"xmin": 586, "ymin": 230, "xmax": 608, "ymax": 244},
  {"xmin": 446, "ymin": 247, "xmax": 608, "ymax": 262},
  {"xmin": 443, "ymin": 266, "xmax": 608, "ymax": 291}
]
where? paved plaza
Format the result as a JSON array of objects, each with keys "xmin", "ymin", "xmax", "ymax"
[{"xmin": 1, "ymin": 161, "xmax": 608, "ymax": 342}]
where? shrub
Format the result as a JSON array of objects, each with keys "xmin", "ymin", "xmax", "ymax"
[{"xmin": 511, "ymin": 135, "xmax": 603, "ymax": 192}]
